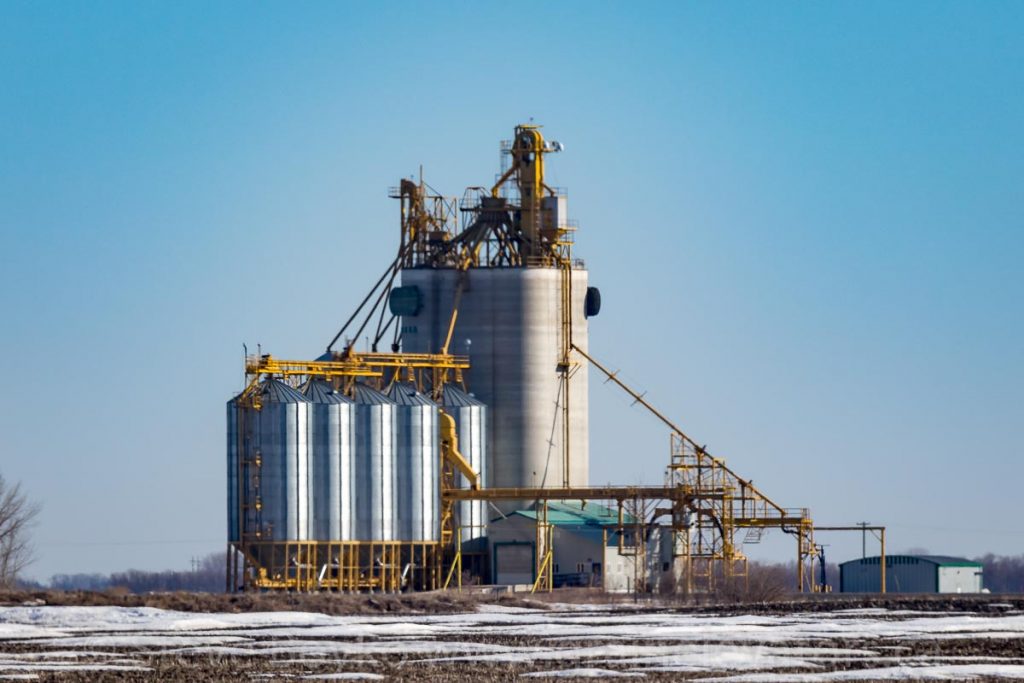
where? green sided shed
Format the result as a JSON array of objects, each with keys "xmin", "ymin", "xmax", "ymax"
[{"xmin": 840, "ymin": 555, "xmax": 983, "ymax": 593}]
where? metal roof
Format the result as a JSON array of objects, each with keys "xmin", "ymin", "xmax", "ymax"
[
  {"xmin": 300, "ymin": 379, "xmax": 353, "ymax": 404},
  {"xmin": 260, "ymin": 378, "xmax": 309, "ymax": 403},
  {"xmin": 840, "ymin": 554, "xmax": 982, "ymax": 568},
  {"xmin": 349, "ymin": 383, "xmax": 395, "ymax": 405},
  {"xmin": 915, "ymin": 555, "xmax": 983, "ymax": 567},
  {"xmin": 514, "ymin": 510, "xmax": 596, "ymax": 525},
  {"xmin": 441, "ymin": 384, "xmax": 486, "ymax": 407},
  {"xmin": 510, "ymin": 501, "xmax": 636, "ymax": 527},
  {"xmin": 387, "ymin": 383, "xmax": 435, "ymax": 406}
]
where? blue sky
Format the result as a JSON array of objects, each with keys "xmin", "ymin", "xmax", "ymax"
[{"xmin": 1, "ymin": 2, "xmax": 1021, "ymax": 579}]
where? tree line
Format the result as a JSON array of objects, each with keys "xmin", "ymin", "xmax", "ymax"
[
  {"xmin": 15, "ymin": 553, "xmax": 1024, "ymax": 595},
  {"xmin": 35, "ymin": 552, "xmax": 227, "ymax": 593}
]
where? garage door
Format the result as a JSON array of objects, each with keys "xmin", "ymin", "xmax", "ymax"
[{"xmin": 494, "ymin": 543, "xmax": 534, "ymax": 585}]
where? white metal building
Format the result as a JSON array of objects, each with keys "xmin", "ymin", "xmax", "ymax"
[
  {"xmin": 840, "ymin": 555, "xmax": 983, "ymax": 593},
  {"xmin": 486, "ymin": 502, "xmax": 633, "ymax": 587}
]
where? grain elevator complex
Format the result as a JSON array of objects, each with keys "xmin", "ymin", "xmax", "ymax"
[{"xmin": 227, "ymin": 125, "xmax": 887, "ymax": 594}]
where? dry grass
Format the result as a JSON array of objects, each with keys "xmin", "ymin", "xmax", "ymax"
[
  {"xmin": 0, "ymin": 588, "xmax": 544, "ymax": 615},
  {"xmin": 3, "ymin": 587, "xmax": 1023, "ymax": 616}
]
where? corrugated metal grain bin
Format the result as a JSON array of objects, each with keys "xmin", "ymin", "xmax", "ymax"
[
  {"xmin": 229, "ymin": 379, "xmax": 313, "ymax": 541},
  {"xmin": 388, "ymin": 383, "xmax": 440, "ymax": 542},
  {"xmin": 351, "ymin": 383, "xmax": 397, "ymax": 541},
  {"xmin": 441, "ymin": 385, "xmax": 488, "ymax": 542},
  {"xmin": 301, "ymin": 379, "xmax": 355, "ymax": 541},
  {"xmin": 226, "ymin": 395, "xmax": 240, "ymax": 544}
]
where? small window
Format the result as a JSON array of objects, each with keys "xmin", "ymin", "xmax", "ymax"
[
  {"xmin": 577, "ymin": 563, "xmax": 585, "ymax": 573},
  {"xmin": 554, "ymin": 564, "xmax": 560, "ymax": 573}
]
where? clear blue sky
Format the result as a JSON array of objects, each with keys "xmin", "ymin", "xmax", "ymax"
[{"xmin": 2, "ymin": 2, "xmax": 1021, "ymax": 580}]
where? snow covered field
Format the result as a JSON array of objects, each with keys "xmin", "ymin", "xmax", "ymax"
[{"xmin": 1, "ymin": 602, "xmax": 1024, "ymax": 680}]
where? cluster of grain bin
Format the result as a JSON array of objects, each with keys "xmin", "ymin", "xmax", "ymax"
[{"xmin": 227, "ymin": 378, "xmax": 486, "ymax": 544}]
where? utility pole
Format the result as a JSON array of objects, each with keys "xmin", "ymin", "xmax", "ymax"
[
  {"xmin": 857, "ymin": 522, "xmax": 870, "ymax": 558},
  {"xmin": 817, "ymin": 544, "xmax": 830, "ymax": 591}
]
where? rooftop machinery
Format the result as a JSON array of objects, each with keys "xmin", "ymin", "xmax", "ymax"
[
  {"xmin": 227, "ymin": 125, "xmax": 842, "ymax": 594},
  {"xmin": 395, "ymin": 125, "xmax": 593, "ymax": 507}
]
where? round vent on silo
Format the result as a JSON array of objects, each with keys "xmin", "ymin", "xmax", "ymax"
[
  {"xmin": 584, "ymin": 286, "xmax": 601, "ymax": 318},
  {"xmin": 389, "ymin": 286, "xmax": 422, "ymax": 316}
]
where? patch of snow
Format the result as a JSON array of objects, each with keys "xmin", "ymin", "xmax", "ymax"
[
  {"xmin": 475, "ymin": 603, "xmax": 540, "ymax": 614},
  {"xmin": 692, "ymin": 664, "xmax": 1024, "ymax": 681},
  {"xmin": 539, "ymin": 603, "xmax": 624, "ymax": 613},
  {"xmin": 522, "ymin": 668, "xmax": 645, "ymax": 678},
  {"xmin": 0, "ymin": 651, "xmax": 119, "ymax": 660},
  {"xmin": 245, "ymin": 622, "xmax": 440, "ymax": 639},
  {"xmin": 0, "ymin": 625, "xmax": 66, "ymax": 640},
  {"xmin": 272, "ymin": 659, "xmax": 378, "ymax": 666},
  {"xmin": 31, "ymin": 634, "xmax": 250, "ymax": 648},
  {"xmin": 0, "ymin": 663, "xmax": 150, "ymax": 673},
  {"xmin": 3, "ymin": 604, "xmax": 1024, "ymax": 680},
  {"xmin": 0, "ymin": 606, "xmax": 338, "ymax": 633},
  {"xmin": 590, "ymin": 644, "xmax": 877, "ymax": 671},
  {"xmin": 288, "ymin": 640, "xmax": 534, "ymax": 658},
  {"xmin": 160, "ymin": 645, "xmax": 260, "ymax": 656}
]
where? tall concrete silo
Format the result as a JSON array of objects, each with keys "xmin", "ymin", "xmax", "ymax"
[
  {"xmin": 401, "ymin": 267, "xmax": 589, "ymax": 495},
  {"xmin": 395, "ymin": 125, "xmax": 597, "ymax": 509}
]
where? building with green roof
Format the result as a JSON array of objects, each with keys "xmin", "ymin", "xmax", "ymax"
[{"xmin": 487, "ymin": 501, "xmax": 643, "ymax": 587}]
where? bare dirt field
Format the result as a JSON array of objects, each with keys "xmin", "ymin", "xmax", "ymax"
[{"xmin": 1, "ymin": 591, "xmax": 1023, "ymax": 681}]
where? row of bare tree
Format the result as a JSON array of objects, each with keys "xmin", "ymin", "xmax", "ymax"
[
  {"xmin": 47, "ymin": 553, "xmax": 226, "ymax": 593},
  {"xmin": 0, "ymin": 474, "xmax": 40, "ymax": 589}
]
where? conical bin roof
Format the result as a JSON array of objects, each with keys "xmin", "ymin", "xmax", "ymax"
[
  {"xmin": 387, "ymin": 383, "xmax": 435, "ymax": 406},
  {"xmin": 441, "ymin": 384, "xmax": 485, "ymax": 407},
  {"xmin": 260, "ymin": 378, "xmax": 309, "ymax": 403},
  {"xmin": 300, "ymin": 379, "xmax": 353, "ymax": 404},
  {"xmin": 350, "ymin": 383, "xmax": 395, "ymax": 405}
]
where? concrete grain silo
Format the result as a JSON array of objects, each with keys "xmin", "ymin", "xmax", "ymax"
[{"xmin": 395, "ymin": 125, "xmax": 598, "ymax": 510}]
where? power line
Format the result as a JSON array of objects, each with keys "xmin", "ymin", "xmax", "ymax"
[{"xmin": 886, "ymin": 524, "xmax": 1024, "ymax": 535}]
